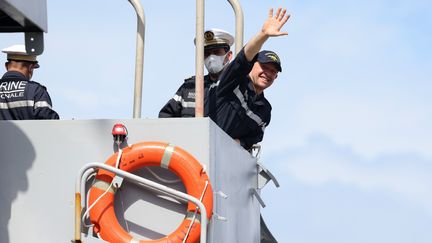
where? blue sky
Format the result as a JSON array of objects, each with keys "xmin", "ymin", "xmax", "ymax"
[{"xmin": 1, "ymin": 0, "xmax": 431, "ymax": 242}]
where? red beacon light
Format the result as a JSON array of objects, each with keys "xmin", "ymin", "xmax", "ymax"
[{"xmin": 112, "ymin": 123, "xmax": 128, "ymax": 145}]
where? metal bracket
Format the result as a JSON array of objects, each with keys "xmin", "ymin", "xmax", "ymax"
[
  {"xmin": 250, "ymin": 144, "xmax": 262, "ymax": 158},
  {"xmin": 215, "ymin": 190, "xmax": 228, "ymax": 199},
  {"xmin": 25, "ymin": 32, "xmax": 44, "ymax": 55},
  {"xmin": 257, "ymin": 161, "xmax": 280, "ymax": 190},
  {"xmin": 213, "ymin": 212, "xmax": 227, "ymax": 221},
  {"xmin": 251, "ymin": 188, "xmax": 266, "ymax": 208},
  {"xmin": 112, "ymin": 175, "xmax": 124, "ymax": 188}
]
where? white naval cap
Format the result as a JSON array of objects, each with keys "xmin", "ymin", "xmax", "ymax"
[
  {"xmin": 2, "ymin": 44, "xmax": 40, "ymax": 68},
  {"xmin": 194, "ymin": 28, "xmax": 234, "ymax": 49}
]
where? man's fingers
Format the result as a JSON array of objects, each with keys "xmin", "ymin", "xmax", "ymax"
[
  {"xmin": 275, "ymin": 8, "xmax": 282, "ymax": 19},
  {"xmin": 265, "ymin": 7, "xmax": 291, "ymax": 36},
  {"xmin": 268, "ymin": 8, "xmax": 274, "ymax": 18},
  {"xmin": 281, "ymin": 13, "xmax": 291, "ymax": 26},
  {"xmin": 278, "ymin": 9, "xmax": 287, "ymax": 21}
]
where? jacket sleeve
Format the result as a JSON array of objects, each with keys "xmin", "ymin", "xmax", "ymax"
[
  {"xmin": 158, "ymin": 83, "xmax": 185, "ymax": 118},
  {"xmin": 217, "ymin": 48, "xmax": 255, "ymax": 97},
  {"xmin": 239, "ymin": 110, "xmax": 271, "ymax": 150},
  {"xmin": 32, "ymin": 85, "xmax": 59, "ymax": 119},
  {"xmin": 158, "ymin": 97, "xmax": 182, "ymax": 117},
  {"xmin": 239, "ymin": 124, "xmax": 265, "ymax": 150}
]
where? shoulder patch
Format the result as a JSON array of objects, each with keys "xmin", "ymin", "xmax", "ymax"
[{"xmin": 184, "ymin": 75, "xmax": 196, "ymax": 83}]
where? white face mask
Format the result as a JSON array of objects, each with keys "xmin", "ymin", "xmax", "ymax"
[{"xmin": 204, "ymin": 54, "xmax": 227, "ymax": 74}]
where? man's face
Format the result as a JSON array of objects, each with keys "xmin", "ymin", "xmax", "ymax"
[
  {"xmin": 204, "ymin": 46, "xmax": 232, "ymax": 75},
  {"xmin": 249, "ymin": 62, "xmax": 279, "ymax": 93}
]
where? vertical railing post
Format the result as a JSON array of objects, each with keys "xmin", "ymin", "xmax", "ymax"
[
  {"xmin": 227, "ymin": 0, "xmax": 244, "ymax": 54},
  {"xmin": 128, "ymin": 0, "xmax": 145, "ymax": 118},
  {"xmin": 195, "ymin": 0, "xmax": 205, "ymax": 117}
]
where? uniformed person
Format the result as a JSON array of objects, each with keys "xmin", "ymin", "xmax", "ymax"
[
  {"xmin": 212, "ymin": 8, "xmax": 290, "ymax": 150},
  {"xmin": 0, "ymin": 44, "xmax": 59, "ymax": 120},
  {"xmin": 158, "ymin": 28, "xmax": 234, "ymax": 117}
]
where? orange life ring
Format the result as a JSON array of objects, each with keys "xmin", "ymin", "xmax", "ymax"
[{"xmin": 88, "ymin": 141, "xmax": 213, "ymax": 243}]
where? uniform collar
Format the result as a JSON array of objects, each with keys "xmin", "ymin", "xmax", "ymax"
[
  {"xmin": 204, "ymin": 74, "xmax": 219, "ymax": 84},
  {"xmin": 247, "ymin": 81, "xmax": 266, "ymax": 105},
  {"xmin": 2, "ymin": 71, "xmax": 29, "ymax": 81}
]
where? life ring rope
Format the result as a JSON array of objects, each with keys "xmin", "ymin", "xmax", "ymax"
[
  {"xmin": 183, "ymin": 180, "xmax": 209, "ymax": 243},
  {"xmin": 81, "ymin": 149, "xmax": 124, "ymax": 228}
]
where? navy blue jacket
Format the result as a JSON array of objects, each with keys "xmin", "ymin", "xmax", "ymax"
[
  {"xmin": 211, "ymin": 49, "xmax": 272, "ymax": 150},
  {"xmin": 159, "ymin": 74, "xmax": 218, "ymax": 118},
  {"xmin": 0, "ymin": 71, "xmax": 59, "ymax": 120}
]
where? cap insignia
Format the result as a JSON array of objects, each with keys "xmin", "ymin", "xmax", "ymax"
[
  {"xmin": 204, "ymin": 31, "xmax": 214, "ymax": 41},
  {"xmin": 265, "ymin": 53, "xmax": 280, "ymax": 63}
]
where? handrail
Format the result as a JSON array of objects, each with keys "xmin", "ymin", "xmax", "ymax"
[
  {"xmin": 74, "ymin": 162, "xmax": 208, "ymax": 243},
  {"xmin": 194, "ymin": 0, "xmax": 205, "ymax": 117},
  {"xmin": 128, "ymin": 0, "xmax": 146, "ymax": 118},
  {"xmin": 227, "ymin": 0, "xmax": 244, "ymax": 54},
  {"xmin": 195, "ymin": 0, "xmax": 244, "ymax": 117}
]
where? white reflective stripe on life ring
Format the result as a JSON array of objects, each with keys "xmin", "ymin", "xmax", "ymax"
[
  {"xmin": 160, "ymin": 144, "xmax": 175, "ymax": 169},
  {"xmin": 92, "ymin": 179, "xmax": 115, "ymax": 194}
]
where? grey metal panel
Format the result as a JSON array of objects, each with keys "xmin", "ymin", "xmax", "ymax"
[
  {"xmin": 0, "ymin": 0, "xmax": 47, "ymax": 32},
  {"xmin": 209, "ymin": 122, "xmax": 261, "ymax": 243},
  {"xmin": 0, "ymin": 118, "xmax": 260, "ymax": 242}
]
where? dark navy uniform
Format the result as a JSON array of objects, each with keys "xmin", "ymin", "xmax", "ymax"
[
  {"xmin": 159, "ymin": 74, "xmax": 219, "ymax": 117},
  {"xmin": 0, "ymin": 71, "xmax": 59, "ymax": 120},
  {"xmin": 211, "ymin": 49, "xmax": 271, "ymax": 150}
]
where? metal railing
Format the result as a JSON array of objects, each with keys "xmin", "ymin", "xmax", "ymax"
[
  {"xmin": 127, "ymin": 0, "xmax": 243, "ymax": 118},
  {"xmin": 74, "ymin": 162, "xmax": 208, "ymax": 243},
  {"xmin": 128, "ymin": 0, "xmax": 145, "ymax": 119},
  {"xmin": 227, "ymin": 0, "xmax": 244, "ymax": 54}
]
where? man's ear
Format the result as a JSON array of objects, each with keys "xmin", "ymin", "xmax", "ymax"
[
  {"xmin": 29, "ymin": 64, "xmax": 36, "ymax": 72},
  {"xmin": 227, "ymin": 50, "xmax": 233, "ymax": 61}
]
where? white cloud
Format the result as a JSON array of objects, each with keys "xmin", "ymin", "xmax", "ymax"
[
  {"xmin": 295, "ymin": 93, "xmax": 430, "ymax": 155},
  {"xmin": 266, "ymin": 133, "xmax": 432, "ymax": 214}
]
